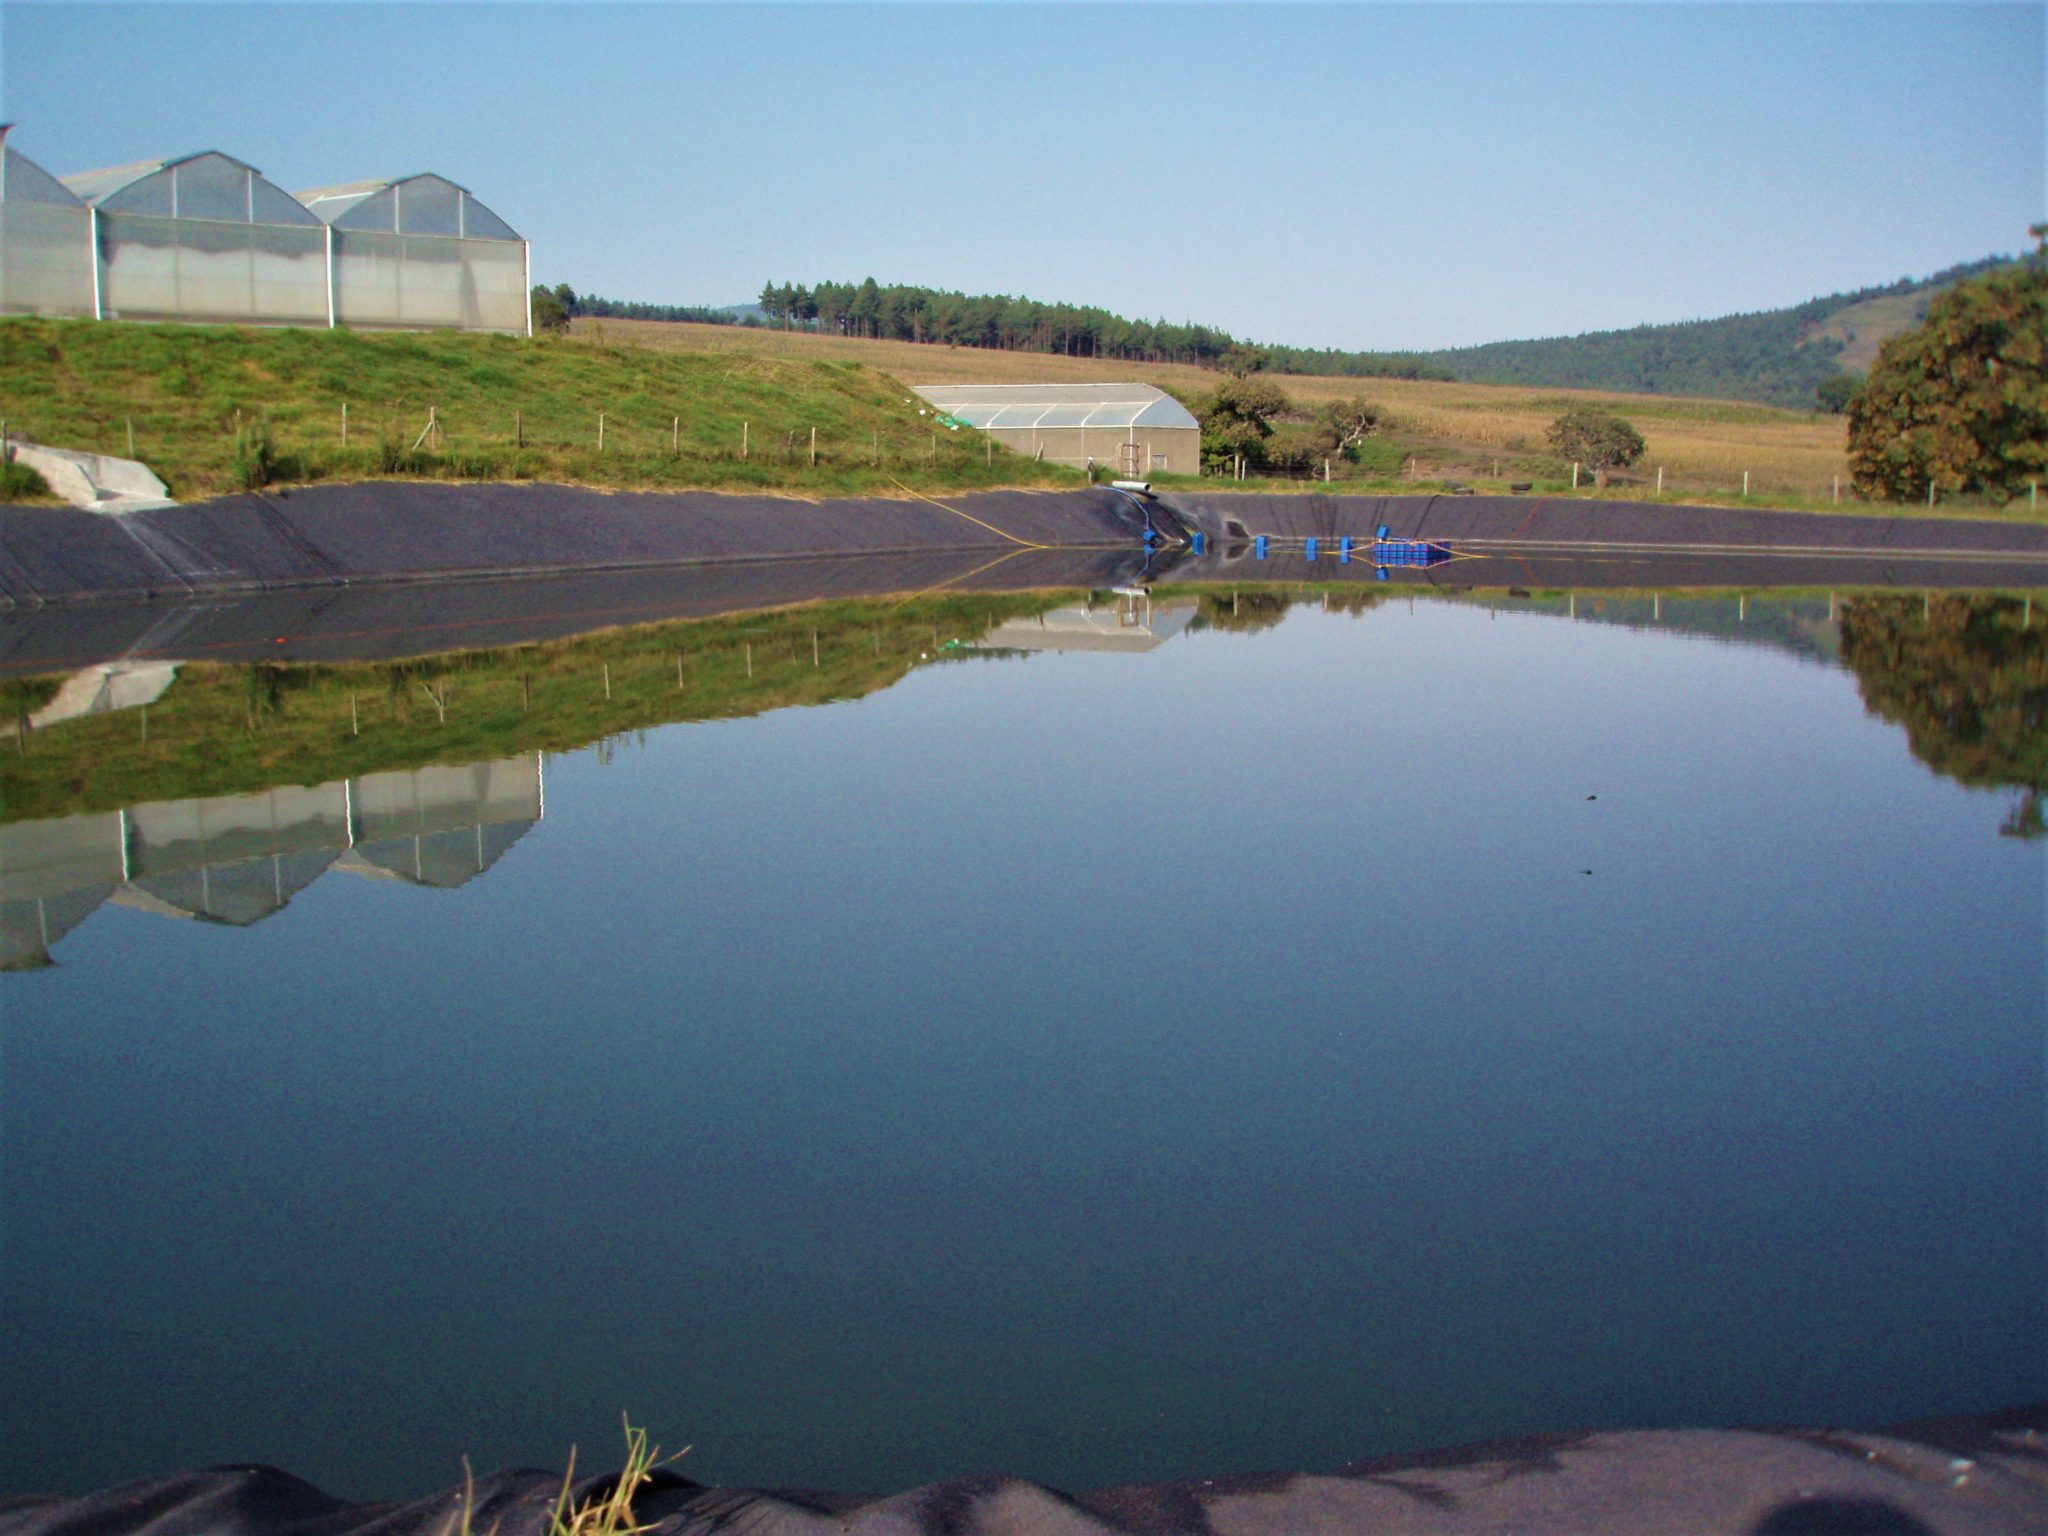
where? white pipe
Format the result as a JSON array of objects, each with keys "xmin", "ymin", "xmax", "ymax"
[
  {"xmin": 324, "ymin": 223, "xmax": 336, "ymax": 328},
  {"xmin": 89, "ymin": 206, "xmax": 103, "ymax": 320},
  {"xmin": 523, "ymin": 239, "xmax": 532, "ymax": 337}
]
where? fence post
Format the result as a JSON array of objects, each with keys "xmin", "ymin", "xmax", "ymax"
[
  {"xmin": 1656, "ymin": 466, "xmax": 1663, "ymax": 493},
  {"xmin": 742, "ymin": 421, "xmax": 749, "ymax": 458},
  {"xmin": 1833, "ymin": 475, "xmax": 1840, "ymax": 503},
  {"xmin": 598, "ymin": 413, "xmax": 605, "ymax": 452},
  {"xmin": 810, "ymin": 426, "xmax": 816, "ymax": 466},
  {"xmin": 343, "ymin": 401, "xmax": 349, "ymax": 446},
  {"xmin": 516, "ymin": 409, "xmax": 522, "ymax": 448},
  {"xmin": 1742, "ymin": 470, "xmax": 1749, "ymax": 496},
  {"xmin": 1572, "ymin": 462, "xmax": 1579, "ymax": 489},
  {"xmin": 673, "ymin": 416, "xmax": 679, "ymax": 456}
]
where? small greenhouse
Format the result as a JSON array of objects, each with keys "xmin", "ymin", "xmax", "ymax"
[
  {"xmin": 0, "ymin": 125, "xmax": 94, "ymax": 317},
  {"xmin": 62, "ymin": 150, "xmax": 331, "ymax": 325},
  {"xmin": 295, "ymin": 173, "xmax": 529, "ymax": 334},
  {"xmin": 910, "ymin": 382, "xmax": 1200, "ymax": 477}
]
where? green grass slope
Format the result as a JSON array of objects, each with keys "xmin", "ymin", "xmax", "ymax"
[
  {"xmin": 1419, "ymin": 256, "xmax": 2016, "ymax": 409},
  {"xmin": 0, "ymin": 317, "xmax": 1072, "ymax": 502}
]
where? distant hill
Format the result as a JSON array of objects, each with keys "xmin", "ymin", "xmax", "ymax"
[
  {"xmin": 600, "ymin": 256, "xmax": 2019, "ymax": 411},
  {"xmin": 1419, "ymin": 257, "xmax": 2016, "ymax": 409}
]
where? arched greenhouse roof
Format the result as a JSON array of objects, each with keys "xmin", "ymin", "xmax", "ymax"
[
  {"xmin": 60, "ymin": 150, "xmax": 318, "ymax": 226},
  {"xmin": 293, "ymin": 173, "xmax": 521, "ymax": 241},
  {"xmin": 0, "ymin": 125, "xmax": 84, "ymax": 206},
  {"xmin": 909, "ymin": 382, "xmax": 1199, "ymax": 432}
]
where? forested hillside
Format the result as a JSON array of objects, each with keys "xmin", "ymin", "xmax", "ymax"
[
  {"xmin": 562, "ymin": 256, "xmax": 2016, "ymax": 409},
  {"xmin": 1423, "ymin": 258, "xmax": 2014, "ymax": 408}
]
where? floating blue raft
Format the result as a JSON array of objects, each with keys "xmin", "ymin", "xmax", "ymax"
[
  {"xmin": 1370, "ymin": 524, "xmax": 1454, "ymax": 568},
  {"xmin": 1373, "ymin": 538, "xmax": 1455, "ymax": 568}
]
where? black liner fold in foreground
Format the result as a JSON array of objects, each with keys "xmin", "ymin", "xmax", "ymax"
[{"xmin": 3, "ymin": 1407, "xmax": 2043, "ymax": 1536}]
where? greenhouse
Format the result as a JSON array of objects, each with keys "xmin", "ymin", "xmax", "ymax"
[
  {"xmin": 909, "ymin": 382, "xmax": 1200, "ymax": 477},
  {"xmin": 296, "ymin": 173, "xmax": 529, "ymax": 334},
  {"xmin": 62, "ymin": 150, "xmax": 331, "ymax": 326},
  {"xmin": 0, "ymin": 125, "xmax": 94, "ymax": 318}
]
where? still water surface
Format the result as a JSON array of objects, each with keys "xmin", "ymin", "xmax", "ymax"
[{"xmin": 3, "ymin": 591, "xmax": 2043, "ymax": 1498}]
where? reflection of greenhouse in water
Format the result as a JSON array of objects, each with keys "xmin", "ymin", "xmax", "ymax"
[{"xmin": 0, "ymin": 755, "xmax": 542, "ymax": 969}]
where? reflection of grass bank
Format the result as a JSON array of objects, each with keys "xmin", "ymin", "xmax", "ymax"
[
  {"xmin": 0, "ymin": 591, "xmax": 1070, "ymax": 822},
  {"xmin": 0, "ymin": 317, "xmax": 1073, "ymax": 501}
]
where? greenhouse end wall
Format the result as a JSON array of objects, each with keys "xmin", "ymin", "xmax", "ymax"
[
  {"xmin": 331, "ymin": 231, "xmax": 528, "ymax": 333},
  {"xmin": 96, "ymin": 213, "xmax": 329, "ymax": 325},
  {"xmin": 0, "ymin": 200, "xmax": 93, "ymax": 317},
  {"xmin": 989, "ymin": 424, "xmax": 1199, "ymax": 476}
]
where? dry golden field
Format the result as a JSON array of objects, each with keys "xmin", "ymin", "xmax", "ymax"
[{"xmin": 574, "ymin": 316, "xmax": 1856, "ymax": 503}]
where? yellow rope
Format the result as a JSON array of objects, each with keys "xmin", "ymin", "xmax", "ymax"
[{"xmin": 890, "ymin": 478, "xmax": 1052, "ymax": 549}]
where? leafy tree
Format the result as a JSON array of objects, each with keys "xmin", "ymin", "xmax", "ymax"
[
  {"xmin": 1546, "ymin": 410, "xmax": 1646, "ymax": 485},
  {"xmin": 1310, "ymin": 397, "xmax": 1383, "ymax": 461},
  {"xmin": 1219, "ymin": 344, "xmax": 1268, "ymax": 377},
  {"xmin": 1846, "ymin": 233, "xmax": 2047, "ymax": 501},
  {"xmin": 1814, "ymin": 371, "xmax": 1862, "ymax": 414},
  {"xmin": 1197, "ymin": 377, "xmax": 1293, "ymax": 469},
  {"xmin": 529, "ymin": 285, "xmax": 569, "ymax": 333}
]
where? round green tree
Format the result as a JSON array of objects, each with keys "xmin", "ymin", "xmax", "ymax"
[
  {"xmin": 1546, "ymin": 410, "xmax": 1646, "ymax": 486},
  {"xmin": 1847, "ymin": 235, "xmax": 2046, "ymax": 501}
]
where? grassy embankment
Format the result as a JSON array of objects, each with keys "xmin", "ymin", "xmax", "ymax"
[
  {"xmin": 0, "ymin": 591, "xmax": 1069, "ymax": 822},
  {"xmin": 586, "ymin": 316, "xmax": 1966, "ymax": 515},
  {"xmin": 0, "ymin": 316, "xmax": 1073, "ymax": 503}
]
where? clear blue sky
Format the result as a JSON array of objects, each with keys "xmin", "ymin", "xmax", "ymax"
[{"xmin": 3, "ymin": 3, "xmax": 2041, "ymax": 350}]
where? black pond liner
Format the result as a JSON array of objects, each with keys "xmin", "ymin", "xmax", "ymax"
[{"xmin": 2, "ymin": 1406, "xmax": 2043, "ymax": 1536}]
